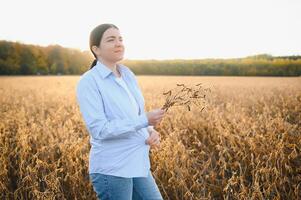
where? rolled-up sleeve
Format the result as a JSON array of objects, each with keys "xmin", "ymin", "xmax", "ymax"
[{"xmin": 76, "ymin": 77, "xmax": 149, "ymax": 140}]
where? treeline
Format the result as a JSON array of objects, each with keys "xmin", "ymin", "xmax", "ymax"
[
  {"xmin": 126, "ymin": 56, "xmax": 301, "ymax": 76},
  {"xmin": 0, "ymin": 40, "xmax": 300, "ymax": 76},
  {"xmin": 0, "ymin": 40, "xmax": 91, "ymax": 75}
]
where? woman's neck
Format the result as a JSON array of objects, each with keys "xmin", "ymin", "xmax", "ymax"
[{"xmin": 97, "ymin": 58, "xmax": 121, "ymax": 78}]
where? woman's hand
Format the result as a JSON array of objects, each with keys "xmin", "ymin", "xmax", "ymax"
[
  {"xmin": 145, "ymin": 128, "xmax": 161, "ymax": 149},
  {"xmin": 146, "ymin": 108, "xmax": 165, "ymax": 126}
]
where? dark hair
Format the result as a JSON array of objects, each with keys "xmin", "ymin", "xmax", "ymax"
[{"xmin": 89, "ymin": 23, "xmax": 119, "ymax": 69}]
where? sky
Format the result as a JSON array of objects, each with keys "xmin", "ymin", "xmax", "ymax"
[{"xmin": 0, "ymin": 0, "xmax": 300, "ymax": 60}]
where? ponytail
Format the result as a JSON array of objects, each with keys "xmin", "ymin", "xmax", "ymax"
[{"xmin": 90, "ymin": 59, "xmax": 97, "ymax": 69}]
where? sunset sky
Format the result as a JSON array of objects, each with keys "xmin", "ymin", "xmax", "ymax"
[{"xmin": 1, "ymin": 0, "xmax": 300, "ymax": 59}]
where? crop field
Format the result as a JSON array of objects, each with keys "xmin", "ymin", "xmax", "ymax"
[{"xmin": 0, "ymin": 76, "xmax": 300, "ymax": 199}]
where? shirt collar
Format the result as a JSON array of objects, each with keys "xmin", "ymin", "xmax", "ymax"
[{"xmin": 95, "ymin": 60, "xmax": 125, "ymax": 79}]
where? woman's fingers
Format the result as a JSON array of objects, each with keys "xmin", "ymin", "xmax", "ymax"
[
  {"xmin": 155, "ymin": 118, "xmax": 163, "ymax": 124},
  {"xmin": 153, "ymin": 138, "xmax": 160, "ymax": 145},
  {"xmin": 151, "ymin": 140, "xmax": 161, "ymax": 149},
  {"xmin": 150, "ymin": 137, "xmax": 159, "ymax": 143},
  {"xmin": 147, "ymin": 136, "xmax": 158, "ymax": 145},
  {"xmin": 145, "ymin": 134, "xmax": 156, "ymax": 145},
  {"xmin": 154, "ymin": 114, "xmax": 164, "ymax": 120},
  {"xmin": 153, "ymin": 112, "xmax": 164, "ymax": 122},
  {"xmin": 151, "ymin": 137, "xmax": 160, "ymax": 146},
  {"xmin": 145, "ymin": 130, "xmax": 160, "ymax": 146}
]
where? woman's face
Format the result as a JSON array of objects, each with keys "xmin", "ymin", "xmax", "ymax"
[{"xmin": 93, "ymin": 27, "xmax": 125, "ymax": 63}]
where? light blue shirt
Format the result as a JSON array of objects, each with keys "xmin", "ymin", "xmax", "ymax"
[
  {"xmin": 115, "ymin": 76, "xmax": 140, "ymax": 116},
  {"xmin": 76, "ymin": 60, "xmax": 152, "ymax": 178}
]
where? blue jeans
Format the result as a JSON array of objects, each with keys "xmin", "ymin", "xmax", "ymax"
[{"xmin": 89, "ymin": 170, "xmax": 164, "ymax": 200}]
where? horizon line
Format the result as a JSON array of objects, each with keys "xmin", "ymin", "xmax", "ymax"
[{"xmin": 2, "ymin": 39, "xmax": 301, "ymax": 61}]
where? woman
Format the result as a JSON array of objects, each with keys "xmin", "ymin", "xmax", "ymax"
[{"xmin": 76, "ymin": 23, "xmax": 165, "ymax": 200}]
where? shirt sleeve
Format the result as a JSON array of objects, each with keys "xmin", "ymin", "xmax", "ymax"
[{"xmin": 76, "ymin": 77, "xmax": 149, "ymax": 140}]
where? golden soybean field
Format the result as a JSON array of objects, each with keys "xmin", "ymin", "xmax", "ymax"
[{"xmin": 0, "ymin": 76, "xmax": 300, "ymax": 200}]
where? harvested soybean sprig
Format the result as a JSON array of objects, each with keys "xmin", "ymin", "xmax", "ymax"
[{"xmin": 161, "ymin": 83, "xmax": 211, "ymax": 112}]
